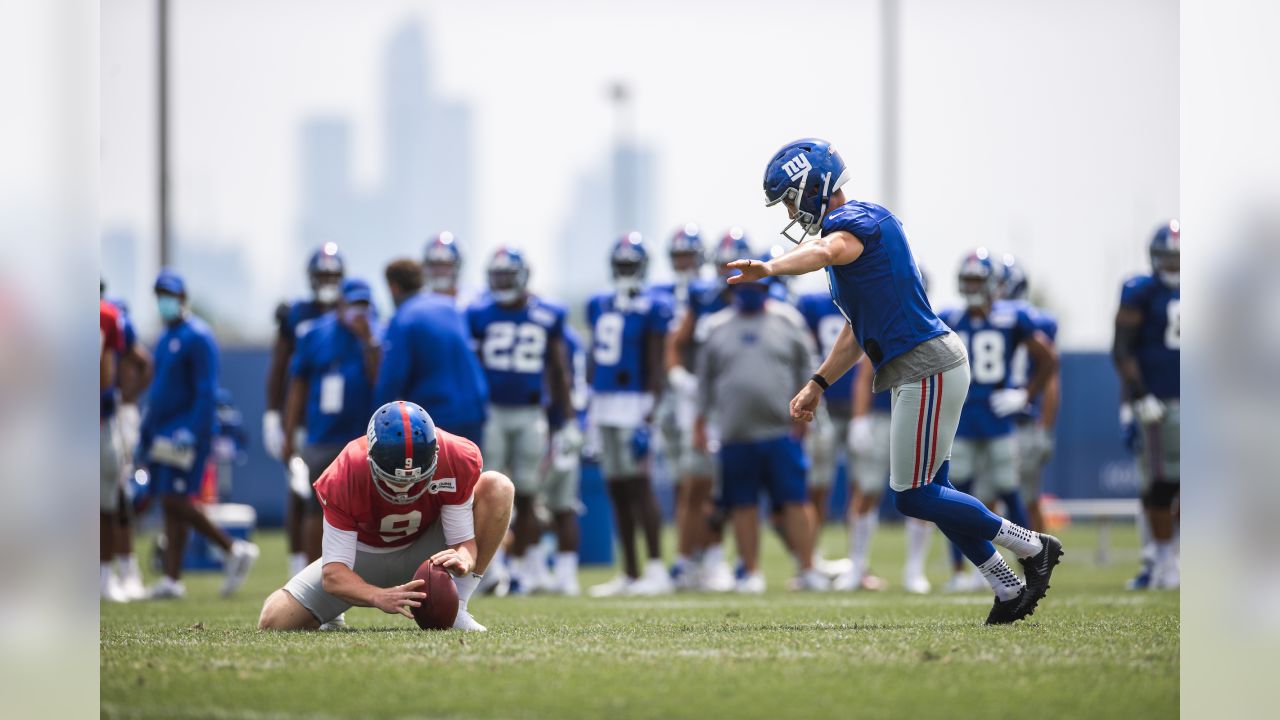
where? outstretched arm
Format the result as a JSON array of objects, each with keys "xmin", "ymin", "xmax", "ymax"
[{"xmin": 727, "ymin": 231, "xmax": 864, "ymax": 283}]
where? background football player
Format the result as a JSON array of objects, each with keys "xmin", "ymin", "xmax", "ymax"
[
  {"xmin": 939, "ymin": 250, "xmax": 1058, "ymax": 592},
  {"xmin": 586, "ymin": 234, "xmax": 674, "ymax": 597},
  {"xmin": 1113, "ymin": 220, "xmax": 1180, "ymax": 589},
  {"xmin": 999, "ymin": 255, "xmax": 1060, "ymax": 532},
  {"xmin": 264, "ymin": 244, "xmax": 344, "ymax": 577},
  {"xmin": 466, "ymin": 248, "xmax": 574, "ymax": 594},
  {"xmin": 257, "ymin": 401, "xmax": 514, "ymax": 631}
]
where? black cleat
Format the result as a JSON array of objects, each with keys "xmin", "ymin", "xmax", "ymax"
[
  {"xmin": 985, "ymin": 589, "xmax": 1026, "ymax": 625},
  {"xmin": 1016, "ymin": 533, "xmax": 1064, "ymax": 619}
]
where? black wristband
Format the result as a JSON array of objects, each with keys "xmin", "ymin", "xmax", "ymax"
[{"xmin": 810, "ymin": 373, "xmax": 830, "ymax": 391}]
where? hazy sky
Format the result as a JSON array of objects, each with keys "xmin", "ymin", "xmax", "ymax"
[{"xmin": 102, "ymin": 0, "xmax": 1176, "ymax": 346}]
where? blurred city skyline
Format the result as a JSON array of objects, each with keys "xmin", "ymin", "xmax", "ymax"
[{"xmin": 101, "ymin": 0, "xmax": 1176, "ymax": 346}]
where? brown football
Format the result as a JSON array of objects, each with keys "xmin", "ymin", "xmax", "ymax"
[{"xmin": 410, "ymin": 560, "xmax": 459, "ymax": 630}]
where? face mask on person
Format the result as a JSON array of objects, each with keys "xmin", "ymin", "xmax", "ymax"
[
  {"xmin": 315, "ymin": 282, "xmax": 341, "ymax": 304},
  {"xmin": 733, "ymin": 284, "xmax": 769, "ymax": 313},
  {"xmin": 342, "ymin": 306, "xmax": 370, "ymax": 325},
  {"xmin": 157, "ymin": 295, "xmax": 183, "ymax": 322}
]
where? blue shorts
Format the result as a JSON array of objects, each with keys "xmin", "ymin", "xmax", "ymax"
[
  {"xmin": 718, "ymin": 436, "xmax": 808, "ymax": 509},
  {"xmin": 147, "ymin": 455, "xmax": 207, "ymax": 498}
]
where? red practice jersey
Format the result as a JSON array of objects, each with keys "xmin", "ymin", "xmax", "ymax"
[
  {"xmin": 100, "ymin": 300, "xmax": 125, "ymax": 356},
  {"xmin": 313, "ymin": 429, "xmax": 481, "ymax": 548}
]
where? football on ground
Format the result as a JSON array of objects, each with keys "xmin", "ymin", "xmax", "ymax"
[
  {"xmin": 100, "ymin": 523, "xmax": 1178, "ymax": 719},
  {"xmin": 412, "ymin": 559, "xmax": 459, "ymax": 630}
]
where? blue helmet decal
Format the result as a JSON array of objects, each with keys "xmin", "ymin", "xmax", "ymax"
[
  {"xmin": 763, "ymin": 138, "xmax": 852, "ymax": 243},
  {"xmin": 366, "ymin": 401, "xmax": 439, "ymax": 505}
]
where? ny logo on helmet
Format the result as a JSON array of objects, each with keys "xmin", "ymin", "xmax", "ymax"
[{"xmin": 781, "ymin": 154, "xmax": 811, "ymax": 181}]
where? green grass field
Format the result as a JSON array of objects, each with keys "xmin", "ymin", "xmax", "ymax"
[{"xmin": 101, "ymin": 523, "xmax": 1177, "ymax": 720}]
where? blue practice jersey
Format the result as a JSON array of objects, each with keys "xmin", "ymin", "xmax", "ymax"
[
  {"xmin": 467, "ymin": 296, "xmax": 567, "ymax": 407},
  {"xmin": 797, "ymin": 291, "xmax": 855, "ymax": 410},
  {"xmin": 821, "ymin": 200, "xmax": 950, "ymax": 369},
  {"xmin": 374, "ymin": 292, "xmax": 489, "ymax": 430},
  {"xmin": 1008, "ymin": 300, "xmax": 1058, "ymax": 421},
  {"xmin": 1120, "ymin": 274, "xmax": 1180, "ymax": 400},
  {"xmin": 587, "ymin": 291, "xmax": 673, "ymax": 394},
  {"xmin": 289, "ymin": 313, "xmax": 382, "ymax": 445},
  {"xmin": 142, "ymin": 314, "xmax": 220, "ymax": 453},
  {"xmin": 276, "ymin": 299, "xmax": 329, "ymax": 344},
  {"xmin": 941, "ymin": 301, "xmax": 1040, "ymax": 439}
]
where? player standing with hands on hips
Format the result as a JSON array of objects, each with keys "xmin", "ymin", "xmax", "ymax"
[{"xmin": 729, "ymin": 139, "xmax": 1063, "ymax": 624}]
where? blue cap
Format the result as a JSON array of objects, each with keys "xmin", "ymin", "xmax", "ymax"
[
  {"xmin": 342, "ymin": 278, "xmax": 373, "ymax": 304},
  {"xmin": 154, "ymin": 269, "xmax": 186, "ymax": 295}
]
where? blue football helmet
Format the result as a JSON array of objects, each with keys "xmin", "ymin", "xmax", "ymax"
[
  {"xmin": 366, "ymin": 401, "xmax": 440, "ymax": 505},
  {"xmin": 668, "ymin": 223, "xmax": 705, "ymax": 283},
  {"xmin": 424, "ymin": 232, "xmax": 462, "ymax": 294},
  {"xmin": 307, "ymin": 243, "xmax": 345, "ymax": 304},
  {"xmin": 714, "ymin": 227, "xmax": 752, "ymax": 277},
  {"xmin": 999, "ymin": 254, "xmax": 1028, "ymax": 301},
  {"xmin": 1149, "ymin": 219, "xmax": 1180, "ymax": 288},
  {"xmin": 763, "ymin": 138, "xmax": 852, "ymax": 244},
  {"xmin": 610, "ymin": 232, "xmax": 648, "ymax": 292},
  {"xmin": 487, "ymin": 246, "xmax": 530, "ymax": 304},
  {"xmin": 957, "ymin": 249, "xmax": 999, "ymax": 309}
]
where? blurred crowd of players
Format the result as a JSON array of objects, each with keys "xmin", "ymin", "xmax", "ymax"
[{"xmin": 98, "ymin": 218, "xmax": 1179, "ymax": 601}]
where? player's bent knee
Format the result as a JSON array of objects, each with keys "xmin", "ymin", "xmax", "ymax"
[
  {"xmin": 1142, "ymin": 480, "xmax": 1178, "ymax": 510},
  {"xmin": 257, "ymin": 589, "xmax": 318, "ymax": 631}
]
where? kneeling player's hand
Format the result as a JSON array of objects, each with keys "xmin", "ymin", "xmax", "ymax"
[
  {"xmin": 790, "ymin": 382, "xmax": 822, "ymax": 422},
  {"xmin": 431, "ymin": 548, "xmax": 473, "ymax": 577},
  {"xmin": 372, "ymin": 579, "xmax": 426, "ymax": 618}
]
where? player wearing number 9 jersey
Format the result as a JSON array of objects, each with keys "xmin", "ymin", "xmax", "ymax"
[
  {"xmin": 586, "ymin": 233, "xmax": 674, "ymax": 597},
  {"xmin": 1113, "ymin": 220, "xmax": 1181, "ymax": 590},
  {"xmin": 258, "ymin": 401, "xmax": 515, "ymax": 632},
  {"xmin": 466, "ymin": 248, "xmax": 574, "ymax": 594}
]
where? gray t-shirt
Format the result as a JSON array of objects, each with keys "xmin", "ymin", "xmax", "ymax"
[
  {"xmin": 872, "ymin": 330, "xmax": 968, "ymax": 393},
  {"xmin": 696, "ymin": 302, "xmax": 816, "ymax": 443}
]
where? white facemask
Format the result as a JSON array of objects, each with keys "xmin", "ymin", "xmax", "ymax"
[{"xmin": 315, "ymin": 283, "xmax": 341, "ymax": 304}]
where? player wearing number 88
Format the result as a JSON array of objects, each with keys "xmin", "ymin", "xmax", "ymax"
[
  {"xmin": 939, "ymin": 249, "xmax": 1058, "ymax": 592},
  {"xmin": 465, "ymin": 248, "xmax": 577, "ymax": 595},
  {"xmin": 257, "ymin": 401, "xmax": 515, "ymax": 631}
]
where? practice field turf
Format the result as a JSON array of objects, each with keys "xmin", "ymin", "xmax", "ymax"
[{"xmin": 101, "ymin": 523, "xmax": 1178, "ymax": 720}]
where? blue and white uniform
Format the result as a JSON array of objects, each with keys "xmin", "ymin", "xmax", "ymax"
[
  {"xmin": 821, "ymin": 200, "xmax": 969, "ymax": 493},
  {"xmin": 140, "ymin": 314, "xmax": 220, "ymax": 496},
  {"xmin": 467, "ymin": 295, "xmax": 567, "ymax": 495},
  {"xmin": 586, "ymin": 290, "xmax": 673, "ymax": 478},
  {"xmin": 940, "ymin": 301, "xmax": 1042, "ymax": 503},
  {"xmin": 1120, "ymin": 274, "xmax": 1180, "ymax": 485}
]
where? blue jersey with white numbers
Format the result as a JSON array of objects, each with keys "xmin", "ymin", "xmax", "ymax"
[
  {"xmin": 1120, "ymin": 274, "xmax": 1180, "ymax": 400},
  {"xmin": 797, "ymin": 292, "xmax": 855, "ymax": 410},
  {"xmin": 586, "ymin": 291, "xmax": 673, "ymax": 393},
  {"xmin": 277, "ymin": 299, "xmax": 329, "ymax": 344},
  {"xmin": 1007, "ymin": 300, "xmax": 1058, "ymax": 421},
  {"xmin": 941, "ymin": 301, "xmax": 1039, "ymax": 439},
  {"xmin": 466, "ymin": 296, "xmax": 567, "ymax": 407},
  {"xmin": 821, "ymin": 200, "xmax": 950, "ymax": 369}
]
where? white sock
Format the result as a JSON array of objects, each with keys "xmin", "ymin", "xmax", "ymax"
[
  {"xmin": 100, "ymin": 563, "xmax": 114, "ymax": 590},
  {"xmin": 993, "ymin": 518, "xmax": 1043, "ymax": 559},
  {"xmin": 905, "ymin": 519, "xmax": 932, "ymax": 577},
  {"xmin": 554, "ymin": 552, "xmax": 578, "ymax": 585},
  {"xmin": 1154, "ymin": 540, "xmax": 1175, "ymax": 567},
  {"xmin": 978, "ymin": 552, "xmax": 1025, "ymax": 601},
  {"xmin": 703, "ymin": 543, "xmax": 725, "ymax": 567},
  {"xmin": 849, "ymin": 510, "xmax": 878, "ymax": 576},
  {"xmin": 527, "ymin": 543, "xmax": 548, "ymax": 578},
  {"xmin": 673, "ymin": 554, "xmax": 690, "ymax": 570},
  {"xmin": 116, "ymin": 554, "xmax": 141, "ymax": 581},
  {"xmin": 289, "ymin": 552, "xmax": 307, "ymax": 577},
  {"xmin": 453, "ymin": 571, "xmax": 481, "ymax": 607},
  {"xmin": 1139, "ymin": 513, "xmax": 1156, "ymax": 564}
]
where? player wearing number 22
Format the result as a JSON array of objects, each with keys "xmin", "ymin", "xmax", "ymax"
[
  {"xmin": 466, "ymin": 248, "xmax": 578, "ymax": 595},
  {"xmin": 939, "ymin": 249, "xmax": 1058, "ymax": 592},
  {"xmin": 734, "ymin": 138, "xmax": 1063, "ymax": 624},
  {"xmin": 258, "ymin": 401, "xmax": 515, "ymax": 631}
]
